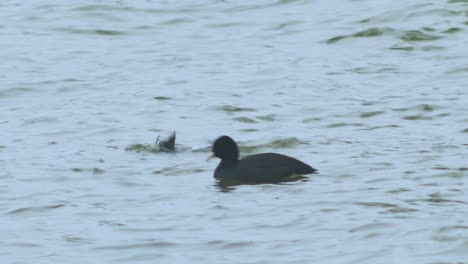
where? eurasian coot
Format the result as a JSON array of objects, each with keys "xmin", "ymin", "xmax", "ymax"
[{"xmin": 209, "ymin": 136, "xmax": 317, "ymax": 183}]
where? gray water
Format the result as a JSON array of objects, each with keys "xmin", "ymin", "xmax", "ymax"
[{"xmin": 1, "ymin": 0, "xmax": 468, "ymax": 263}]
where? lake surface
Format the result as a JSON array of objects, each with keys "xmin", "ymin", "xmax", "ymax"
[{"xmin": 1, "ymin": 0, "xmax": 467, "ymax": 263}]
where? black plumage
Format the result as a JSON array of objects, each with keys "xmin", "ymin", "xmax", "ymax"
[{"xmin": 211, "ymin": 136, "xmax": 317, "ymax": 183}]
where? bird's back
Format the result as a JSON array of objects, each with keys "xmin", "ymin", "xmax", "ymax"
[
  {"xmin": 215, "ymin": 153, "xmax": 316, "ymax": 183},
  {"xmin": 241, "ymin": 153, "xmax": 316, "ymax": 175}
]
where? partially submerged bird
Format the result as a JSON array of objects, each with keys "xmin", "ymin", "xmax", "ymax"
[
  {"xmin": 156, "ymin": 131, "xmax": 176, "ymax": 152},
  {"xmin": 209, "ymin": 135, "xmax": 317, "ymax": 183}
]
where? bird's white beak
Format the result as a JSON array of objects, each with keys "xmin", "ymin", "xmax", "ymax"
[{"xmin": 207, "ymin": 152, "xmax": 215, "ymax": 161}]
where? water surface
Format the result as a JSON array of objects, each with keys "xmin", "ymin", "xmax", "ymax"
[{"xmin": 1, "ymin": 0, "xmax": 467, "ymax": 263}]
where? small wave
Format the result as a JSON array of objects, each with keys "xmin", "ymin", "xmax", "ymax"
[
  {"xmin": 401, "ymin": 30, "xmax": 441, "ymax": 41},
  {"xmin": 355, "ymin": 202, "xmax": 397, "ymax": 208},
  {"xmin": 54, "ymin": 27, "xmax": 126, "ymax": 36},
  {"xmin": 0, "ymin": 87, "xmax": 34, "ymax": 98},
  {"xmin": 360, "ymin": 111, "xmax": 385, "ymax": 118},
  {"xmin": 349, "ymin": 223, "xmax": 394, "ymax": 233},
  {"xmin": 95, "ymin": 241, "xmax": 176, "ymax": 250},
  {"xmin": 326, "ymin": 123, "xmax": 364, "ymax": 128},
  {"xmin": 217, "ymin": 105, "xmax": 257, "ymax": 112},
  {"xmin": 159, "ymin": 18, "xmax": 192, "ymax": 26},
  {"xmin": 7, "ymin": 204, "xmax": 65, "ymax": 215},
  {"xmin": 237, "ymin": 137, "xmax": 307, "ymax": 155},
  {"xmin": 326, "ymin": 27, "xmax": 393, "ymax": 44},
  {"xmin": 232, "ymin": 117, "xmax": 258, "ymax": 123},
  {"xmin": 71, "ymin": 167, "xmax": 105, "ymax": 175},
  {"xmin": 207, "ymin": 240, "xmax": 256, "ymax": 249}
]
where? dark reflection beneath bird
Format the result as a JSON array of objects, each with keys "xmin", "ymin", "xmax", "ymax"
[{"xmin": 209, "ymin": 136, "xmax": 317, "ymax": 184}]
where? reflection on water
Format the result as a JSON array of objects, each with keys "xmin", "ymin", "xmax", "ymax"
[{"xmin": 215, "ymin": 174, "xmax": 309, "ymax": 191}]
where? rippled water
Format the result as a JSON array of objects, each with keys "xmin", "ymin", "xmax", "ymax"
[{"xmin": 1, "ymin": 0, "xmax": 468, "ymax": 263}]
